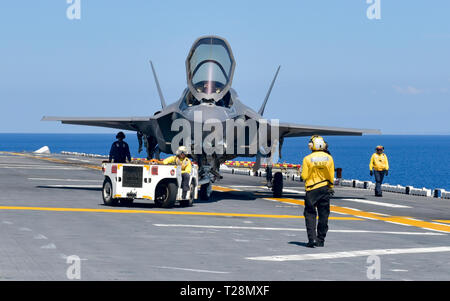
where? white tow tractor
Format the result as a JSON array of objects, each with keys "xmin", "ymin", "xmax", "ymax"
[{"xmin": 101, "ymin": 161, "xmax": 198, "ymax": 208}]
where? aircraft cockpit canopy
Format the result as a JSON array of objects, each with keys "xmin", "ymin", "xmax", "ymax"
[{"xmin": 186, "ymin": 36, "xmax": 236, "ymax": 104}]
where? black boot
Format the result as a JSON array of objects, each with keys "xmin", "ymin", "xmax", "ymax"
[
  {"xmin": 306, "ymin": 240, "xmax": 315, "ymax": 248},
  {"xmin": 315, "ymin": 241, "xmax": 324, "ymax": 247}
]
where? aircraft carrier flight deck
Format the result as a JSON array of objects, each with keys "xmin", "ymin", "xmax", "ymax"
[{"xmin": 0, "ymin": 151, "xmax": 449, "ymax": 281}]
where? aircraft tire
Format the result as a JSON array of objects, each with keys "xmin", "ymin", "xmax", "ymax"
[
  {"xmin": 199, "ymin": 183, "xmax": 211, "ymax": 201},
  {"xmin": 102, "ymin": 178, "xmax": 119, "ymax": 206},
  {"xmin": 272, "ymin": 172, "xmax": 283, "ymax": 198}
]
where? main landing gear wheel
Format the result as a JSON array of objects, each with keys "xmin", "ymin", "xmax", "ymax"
[
  {"xmin": 272, "ymin": 172, "xmax": 283, "ymax": 198},
  {"xmin": 154, "ymin": 182, "xmax": 177, "ymax": 208},
  {"xmin": 102, "ymin": 179, "xmax": 119, "ymax": 206},
  {"xmin": 199, "ymin": 182, "xmax": 212, "ymax": 201}
]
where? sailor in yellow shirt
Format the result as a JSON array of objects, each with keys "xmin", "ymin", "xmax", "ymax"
[
  {"xmin": 162, "ymin": 146, "xmax": 192, "ymax": 199},
  {"xmin": 369, "ymin": 145, "xmax": 389, "ymax": 197},
  {"xmin": 301, "ymin": 135, "xmax": 335, "ymax": 248}
]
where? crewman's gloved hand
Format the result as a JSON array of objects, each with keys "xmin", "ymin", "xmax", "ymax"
[
  {"xmin": 370, "ymin": 170, "xmax": 373, "ymax": 176},
  {"xmin": 385, "ymin": 170, "xmax": 388, "ymax": 176}
]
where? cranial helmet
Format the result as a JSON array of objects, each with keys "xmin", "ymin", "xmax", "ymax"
[
  {"xmin": 309, "ymin": 135, "xmax": 326, "ymax": 151},
  {"xmin": 116, "ymin": 132, "xmax": 125, "ymax": 139},
  {"xmin": 176, "ymin": 146, "xmax": 188, "ymax": 155}
]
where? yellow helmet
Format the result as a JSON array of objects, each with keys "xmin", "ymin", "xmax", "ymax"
[
  {"xmin": 176, "ymin": 146, "xmax": 188, "ymax": 155},
  {"xmin": 308, "ymin": 135, "xmax": 326, "ymax": 151}
]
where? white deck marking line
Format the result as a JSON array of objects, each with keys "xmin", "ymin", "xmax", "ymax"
[
  {"xmin": 224, "ymin": 185, "xmax": 393, "ymax": 219},
  {"xmin": 230, "ymin": 185, "xmax": 306, "ymax": 195},
  {"xmin": 283, "ymin": 188, "xmax": 306, "ymax": 194},
  {"xmin": 368, "ymin": 212, "xmax": 390, "ymax": 216},
  {"xmin": 152, "ymin": 224, "xmax": 444, "ymax": 235},
  {"xmin": 360, "ymin": 217, "xmax": 378, "ymax": 221},
  {"xmin": 40, "ymin": 243, "xmax": 57, "ymax": 249},
  {"xmin": 386, "ymin": 221, "xmax": 413, "ymax": 227},
  {"xmin": 66, "ymin": 158, "xmax": 91, "ymax": 162},
  {"xmin": 153, "ymin": 266, "xmax": 229, "ymax": 274},
  {"xmin": 217, "ymin": 185, "xmax": 450, "ymax": 233},
  {"xmin": 33, "ymin": 234, "xmax": 48, "ymax": 240},
  {"xmin": 327, "ymin": 211, "xmax": 349, "ymax": 216},
  {"xmin": 263, "ymin": 198, "xmax": 348, "ymax": 214},
  {"xmin": 419, "ymin": 227, "xmax": 449, "ymax": 234},
  {"xmin": 0, "ymin": 163, "xmax": 57, "ymax": 166},
  {"xmin": 431, "ymin": 222, "xmax": 450, "ymax": 227},
  {"xmin": 337, "ymin": 198, "xmax": 412, "ymax": 209},
  {"xmin": 404, "ymin": 217, "xmax": 423, "ymax": 221},
  {"xmin": 246, "ymin": 246, "xmax": 450, "ymax": 262},
  {"xmin": 38, "ymin": 184, "xmax": 101, "ymax": 188},
  {"xmin": 230, "ymin": 185, "xmax": 264, "ymax": 188},
  {"xmin": 28, "ymin": 178, "xmax": 100, "ymax": 182},
  {"xmin": 342, "ymin": 207, "xmax": 361, "ymax": 211},
  {"xmin": 263, "ymin": 198, "xmax": 300, "ymax": 206},
  {"xmin": 433, "ymin": 220, "xmax": 450, "ymax": 224}
]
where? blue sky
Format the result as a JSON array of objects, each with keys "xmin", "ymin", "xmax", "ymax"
[{"xmin": 0, "ymin": 0, "xmax": 449, "ymax": 134}]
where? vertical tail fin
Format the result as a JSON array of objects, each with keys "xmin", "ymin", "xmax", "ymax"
[
  {"xmin": 149, "ymin": 60, "xmax": 167, "ymax": 109},
  {"xmin": 258, "ymin": 65, "xmax": 281, "ymax": 116}
]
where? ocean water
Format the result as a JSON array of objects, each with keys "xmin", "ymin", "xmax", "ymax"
[{"xmin": 0, "ymin": 134, "xmax": 449, "ymax": 191}]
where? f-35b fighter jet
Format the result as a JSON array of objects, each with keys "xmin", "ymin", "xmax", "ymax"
[{"xmin": 43, "ymin": 36, "xmax": 379, "ymax": 200}]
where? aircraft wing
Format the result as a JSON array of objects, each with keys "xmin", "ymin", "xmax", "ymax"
[
  {"xmin": 41, "ymin": 116, "xmax": 153, "ymax": 132},
  {"xmin": 278, "ymin": 122, "xmax": 381, "ymax": 138}
]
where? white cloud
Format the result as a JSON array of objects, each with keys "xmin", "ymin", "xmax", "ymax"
[{"xmin": 392, "ymin": 85, "xmax": 423, "ymax": 95}]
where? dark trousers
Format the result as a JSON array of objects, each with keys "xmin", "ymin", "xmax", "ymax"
[
  {"xmin": 374, "ymin": 170, "xmax": 385, "ymax": 196},
  {"xmin": 181, "ymin": 173, "xmax": 190, "ymax": 199},
  {"xmin": 304, "ymin": 186, "xmax": 331, "ymax": 243}
]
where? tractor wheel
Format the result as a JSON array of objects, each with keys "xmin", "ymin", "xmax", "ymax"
[
  {"xmin": 154, "ymin": 182, "xmax": 177, "ymax": 208},
  {"xmin": 102, "ymin": 178, "xmax": 119, "ymax": 206}
]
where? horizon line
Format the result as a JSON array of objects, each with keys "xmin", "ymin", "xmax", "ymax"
[{"xmin": 0, "ymin": 132, "xmax": 449, "ymax": 136}]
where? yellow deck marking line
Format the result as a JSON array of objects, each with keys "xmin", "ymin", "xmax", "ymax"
[
  {"xmin": 212, "ymin": 185, "xmax": 239, "ymax": 192},
  {"xmin": 213, "ymin": 186, "xmax": 361, "ymax": 220},
  {"xmin": 267, "ymin": 197, "xmax": 450, "ymax": 233},
  {"xmin": 217, "ymin": 182, "xmax": 450, "ymax": 233},
  {"xmin": 0, "ymin": 154, "xmax": 370, "ymax": 222},
  {"xmin": 433, "ymin": 220, "xmax": 450, "ymax": 224},
  {"xmin": 212, "ymin": 184, "xmax": 450, "ymax": 234},
  {"xmin": 2, "ymin": 153, "xmax": 446, "ymax": 231},
  {"xmin": 0, "ymin": 206, "xmax": 361, "ymax": 220}
]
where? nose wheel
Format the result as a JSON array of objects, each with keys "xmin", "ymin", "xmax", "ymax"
[
  {"xmin": 199, "ymin": 182, "xmax": 212, "ymax": 200},
  {"xmin": 272, "ymin": 172, "xmax": 283, "ymax": 198}
]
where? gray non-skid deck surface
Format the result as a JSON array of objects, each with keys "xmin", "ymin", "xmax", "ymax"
[{"xmin": 0, "ymin": 152, "xmax": 449, "ymax": 280}]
